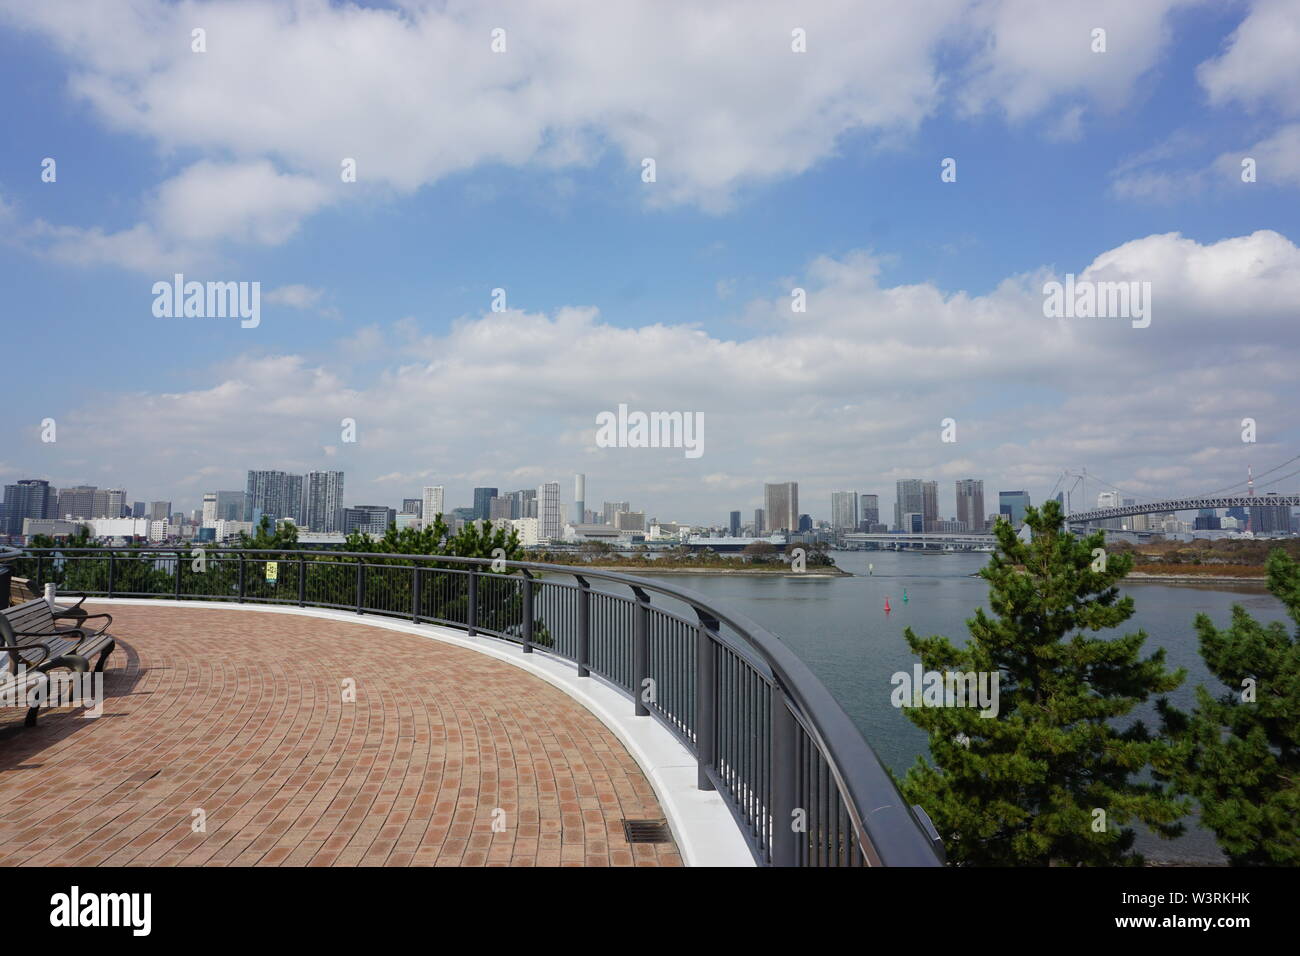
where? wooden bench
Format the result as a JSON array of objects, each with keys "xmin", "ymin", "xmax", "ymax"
[
  {"xmin": 7, "ymin": 577, "xmax": 39, "ymax": 606},
  {"xmin": 1, "ymin": 596, "xmax": 116, "ymax": 675},
  {"xmin": 0, "ymin": 603, "xmax": 96, "ymax": 727}
]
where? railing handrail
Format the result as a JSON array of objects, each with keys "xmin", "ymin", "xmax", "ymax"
[{"xmin": 14, "ymin": 545, "xmax": 942, "ymax": 866}]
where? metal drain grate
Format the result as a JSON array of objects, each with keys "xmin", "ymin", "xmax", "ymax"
[{"xmin": 622, "ymin": 818, "xmax": 671, "ymax": 844}]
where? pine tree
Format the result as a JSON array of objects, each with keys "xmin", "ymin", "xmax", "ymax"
[
  {"xmin": 1156, "ymin": 549, "xmax": 1300, "ymax": 866},
  {"xmin": 898, "ymin": 500, "xmax": 1187, "ymax": 865}
]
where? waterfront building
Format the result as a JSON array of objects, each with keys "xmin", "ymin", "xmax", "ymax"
[
  {"xmin": 302, "ymin": 471, "xmax": 345, "ymax": 532},
  {"xmin": 764, "ymin": 482, "xmax": 799, "ymax": 533},
  {"xmin": 830, "ymin": 491, "xmax": 858, "ymax": 532},
  {"xmin": 955, "ymin": 479, "xmax": 984, "ymax": 532}
]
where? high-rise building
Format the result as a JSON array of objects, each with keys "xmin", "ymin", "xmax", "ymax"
[
  {"xmin": 574, "ymin": 474, "xmax": 585, "ymax": 525},
  {"xmin": 506, "ymin": 489, "xmax": 536, "ymax": 520},
  {"xmin": 303, "ymin": 471, "xmax": 345, "ymax": 532},
  {"xmin": 402, "ymin": 498, "xmax": 423, "ymax": 518},
  {"xmin": 753, "ymin": 508, "xmax": 766, "ymax": 534},
  {"xmin": 1194, "ymin": 510, "xmax": 1221, "ymax": 531},
  {"xmin": 613, "ymin": 510, "xmax": 645, "ymax": 532},
  {"xmin": 998, "ymin": 490, "xmax": 1031, "ymax": 528},
  {"xmin": 91, "ymin": 489, "xmax": 126, "ymax": 518},
  {"xmin": 489, "ymin": 496, "xmax": 512, "ymax": 520},
  {"xmin": 830, "ymin": 491, "xmax": 858, "ymax": 532},
  {"xmin": 1252, "ymin": 493, "xmax": 1292, "ymax": 535},
  {"xmin": 473, "ymin": 487, "xmax": 499, "ymax": 521},
  {"xmin": 859, "ymin": 494, "xmax": 880, "ymax": 530},
  {"xmin": 149, "ymin": 500, "xmax": 173, "ymax": 522},
  {"xmin": 244, "ymin": 471, "xmax": 304, "ymax": 523},
  {"xmin": 921, "ymin": 481, "xmax": 939, "ymax": 532},
  {"xmin": 215, "ymin": 491, "xmax": 246, "ymax": 522},
  {"xmin": 1096, "ymin": 491, "xmax": 1123, "ymax": 530},
  {"xmin": 538, "ymin": 482, "xmax": 561, "ymax": 541},
  {"xmin": 798, "ymin": 514, "xmax": 813, "ymax": 532},
  {"xmin": 202, "ymin": 492, "xmax": 218, "ymax": 527},
  {"xmin": 603, "ymin": 501, "xmax": 630, "ymax": 526},
  {"xmin": 342, "ymin": 505, "xmax": 396, "ymax": 536},
  {"xmin": 955, "ymin": 479, "xmax": 984, "ymax": 533},
  {"xmin": 893, "ymin": 480, "xmax": 939, "ymax": 531},
  {"xmin": 131, "ymin": 501, "xmax": 147, "ymax": 518},
  {"xmin": 57, "ymin": 486, "xmax": 98, "ymax": 519},
  {"xmin": 729, "ymin": 510, "xmax": 741, "ymax": 535},
  {"xmin": 764, "ymin": 482, "xmax": 798, "ymax": 532},
  {"xmin": 421, "ymin": 486, "xmax": 445, "ymax": 526},
  {"xmin": 2, "ymin": 479, "xmax": 55, "ymax": 535}
]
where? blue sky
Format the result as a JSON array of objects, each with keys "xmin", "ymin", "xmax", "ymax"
[{"xmin": 2, "ymin": 0, "xmax": 1299, "ymax": 524}]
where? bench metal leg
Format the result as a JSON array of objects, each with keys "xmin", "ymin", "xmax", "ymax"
[
  {"xmin": 93, "ymin": 640, "xmax": 115, "ymax": 673},
  {"xmin": 25, "ymin": 655, "xmax": 90, "ymax": 727}
]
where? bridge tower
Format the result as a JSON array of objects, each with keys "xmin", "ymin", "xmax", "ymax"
[{"xmin": 1246, "ymin": 464, "xmax": 1254, "ymax": 532}]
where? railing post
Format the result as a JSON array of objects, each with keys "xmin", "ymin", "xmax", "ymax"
[
  {"xmin": 467, "ymin": 568, "xmax": 478, "ymax": 636},
  {"xmin": 411, "ymin": 565, "xmax": 421, "ymax": 623},
  {"xmin": 36, "ymin": 555, "xmax": 44, "ymax": 592},
  {"xmin": 574, "ymin": 574, "xmax": 590, "ymax": 678},
  {"xmin": 520, "ymin": 571, "xmax": 534, "ymax": 653},
  {"xmin": 355, "ymin": 559, "xmax": 364, "ymax": 615},
  {"xmin": 694, "ymin": 609, "xmax": 719, "ymax": 791},
  {"xmin": 107, "ymin": 552, "xmax": 115, "ymax": 598},
  {"xmin": 174, "ymin": 550, "xmax": 182, "ymax": 600},
  {"xmin": 770, "ymin": 690, "xmax": 799, "ymax": 867},
  {"xmin": 237, "ymin": 552, "xmax": 245, "ymax": 602},
  {"xmin": 298, "ymin": 557, "xmax": 306, "ymax": 607},
  {"xmin": 632, "ymin": 586, "xmax": 650, "ymax": 716}
]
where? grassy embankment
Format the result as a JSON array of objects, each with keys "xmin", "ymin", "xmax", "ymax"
[{"xmin": 1113, "ymin": 537, "xmax": 1300, "ymax": 581}]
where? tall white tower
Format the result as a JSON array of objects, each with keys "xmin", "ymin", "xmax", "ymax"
[
  {"xmin": 538, "ymin": 482, "xmax": 561, "ymax": 541},
  {"xmin": 574, "ymin": 473, "xmax": 586, "ymax": 524},
  {"xmin": 421, "ymin": 486, "xmax": 445, "ymax": 527}
]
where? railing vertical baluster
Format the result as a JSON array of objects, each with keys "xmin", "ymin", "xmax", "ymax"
[
  {"xmin": 237, "ymin": 552, "xmax": 245, "ymax": 602},
  {"xmin": 632, "ymin": 586, "xmax": 650, "ymax": 716},
  {"xmin": 107, "ymin": 552, "xmax": 115, "ymax": 598},
  {"xmin": 411, "ymin": 566, "xmax": 421, "ymax": 623},
  {"xmin": 575, "ymin": 575, "xmax": 590, "ymax": 677},
  {"xmin": 174, "ymin": 550, "xmax": 182, "ymax": 600},
  {"xmin": 770, "ymin": 691, "xmax": 798, "ymax": 867},
  {"xmin": 355, "ymin": 559, "xmax": 364, "ymax": 614},
  {"xmin": 473, "ymin": 567, "xmax": 483, "ymax": 634},
  {"xmin": 520, "ymin": 571, "xmax": 533, "ymax": 653},
  {"xmin": 298, "ymin": 557, "xmax": 306, "ymax": 607},
  {"xmin": 694, "ymin": 610, "xmax": 718, "ymax": 791}
]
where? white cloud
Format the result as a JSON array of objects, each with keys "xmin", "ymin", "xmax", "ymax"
[
  {"xmin": 1215, "ymin": 123, "xmax": 1300, "ymax": 187},
  {"xmin": 28, "ymin": 229, "xmax": 1300, "ymax": 520},
  {"xmin": 1110, "ymin": 123, "xmax": 1300, "ymax": 199},
  {"xmin": 1197, "ymin": 0, "xmax": 1300, "ymax": 115},
  {"xmin": 956, "ymin": 0, "xmax": 1195, "ymax": 124},
  {"xmin": 152, "ymin": 160, "xmax": 329, "ymax": 245},
  {"xmin": 0, "ymin": 0, "xmax": 1211, "ymax": 245},
  {"xmin": 20, "ymin": 160, "xmax": 330, "ymax": 272},
  {"xmin": 0, "ymin": 0, "xmax": 969, "ymax": 215}
]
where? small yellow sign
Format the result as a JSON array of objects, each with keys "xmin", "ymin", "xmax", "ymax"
[{"xmin": 265, "ymin": 561, "xmax": 278, "ymax": 583}]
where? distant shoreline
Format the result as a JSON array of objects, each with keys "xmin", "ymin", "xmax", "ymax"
[
  {"xmin": 536, "ymin": 564, "xmax": 852, "ymax": 577},
  {"xmin": 1126, "ymin": 571, "xmax": 1267, "ymax": 586}
]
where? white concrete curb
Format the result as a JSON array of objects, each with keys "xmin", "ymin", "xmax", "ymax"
[{"xmin": 83, "ymin": 597, "xmax": 756, "ymax": 867}]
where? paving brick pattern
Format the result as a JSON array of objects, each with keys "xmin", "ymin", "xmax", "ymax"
[{"xmin": 0, "ymin": 604, "xmax": 681, "ymax": 867}]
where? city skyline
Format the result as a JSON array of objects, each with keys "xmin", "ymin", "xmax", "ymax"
[{"xmin": 10, "ymin": 463, "xmax": 1294, "ymax": 539}]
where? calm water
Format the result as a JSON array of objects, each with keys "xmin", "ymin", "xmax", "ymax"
[{"xmin": 619, "ymin": 550, "xmax": 1291, "ymax": 864}]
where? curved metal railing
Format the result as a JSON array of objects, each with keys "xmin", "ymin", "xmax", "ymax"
[{"xmin": 11, "ymin": 545, "xmax": 944, "ymax": 867}]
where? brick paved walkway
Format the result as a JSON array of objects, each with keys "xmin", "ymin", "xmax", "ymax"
[{"xmin": 0, "ymin": 603, "xmax": 681, "ymax": 867}]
